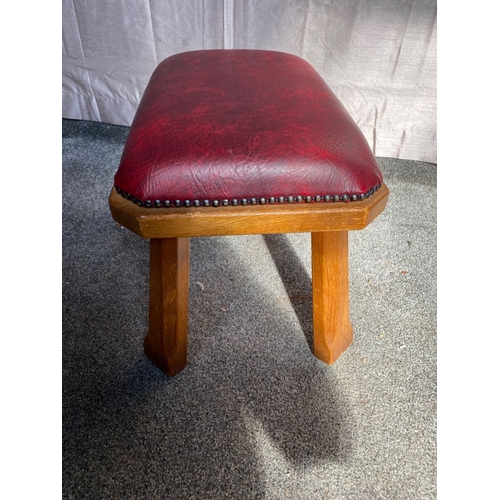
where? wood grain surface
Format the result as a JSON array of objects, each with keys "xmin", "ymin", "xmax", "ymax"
[
  {"xmin": 144, "ymin": 238, "xmax": 190, "ymax": 376},
  {"xmin": 109, "ymin": 183, "xmax": 389, "ymax": 238},
  {"xmin": 312, "ymin": 231, "xmax": 353, "ymax": 364}
]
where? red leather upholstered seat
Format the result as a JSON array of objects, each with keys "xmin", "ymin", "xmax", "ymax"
[
  {"xmin": 109, "ymin": 49, "xmax": 390, "ymax": 377},
  {"xmin": 114, "ymin": 49, "xmax": 382, "ymax": 208}
]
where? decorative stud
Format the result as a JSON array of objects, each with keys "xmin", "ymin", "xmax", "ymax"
[{"xmin": 114, "ymin": 184, "xmax": 382, "ymax": 209}]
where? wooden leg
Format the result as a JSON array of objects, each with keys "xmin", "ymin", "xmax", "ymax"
[
  {"xmin": 144, "ymin": 238, "xmax": 190, "ymax": 376},
  {"xmin": 311, "ymin": 231, "xmax": 353, "ymax": 364}
]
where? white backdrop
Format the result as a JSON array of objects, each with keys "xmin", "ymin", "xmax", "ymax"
[{"xmin": 62, "ymin": 0, "xmax": 436, "ymax": 163}]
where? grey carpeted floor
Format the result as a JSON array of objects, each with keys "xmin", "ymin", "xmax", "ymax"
[{"xmin": 62, "ymin": 118, "xmax": 436, "ymax": 500}]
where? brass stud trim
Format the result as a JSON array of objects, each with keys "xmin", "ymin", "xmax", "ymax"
[{"xmin": 114, "ymin": 182, "xmax": 382, "ymax": 208}]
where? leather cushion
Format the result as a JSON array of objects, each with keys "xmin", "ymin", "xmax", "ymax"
[{"xmin": 114, "ymin": 50, "xmax": 383, "ymax": 206}]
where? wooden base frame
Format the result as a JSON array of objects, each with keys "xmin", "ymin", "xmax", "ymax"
[{"xmin": 110, "ymin": 183, "xmax": 389, "ymax": 376}]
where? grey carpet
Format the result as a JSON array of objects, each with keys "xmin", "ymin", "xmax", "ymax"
[{"xmin": 62, "ymin": 119, "xmax": 437, "ymax": 500}]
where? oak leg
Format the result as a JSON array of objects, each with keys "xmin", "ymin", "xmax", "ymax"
[
  {"xmin": 311, "ymin": 231, "xmax": 353, "ymax": 364},
  {"xmin": 144, "ymin": 238, "xmax": 190, "ymax": 376}
]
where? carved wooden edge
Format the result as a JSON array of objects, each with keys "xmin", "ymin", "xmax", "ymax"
[{"xmin": 109, "ymin": 182, "xmax": 389, "ymax": 238}]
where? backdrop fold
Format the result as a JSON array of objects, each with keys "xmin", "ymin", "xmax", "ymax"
[{"xmin": 62, "ymin": 0, "xmax": 436, "ymax": 163}]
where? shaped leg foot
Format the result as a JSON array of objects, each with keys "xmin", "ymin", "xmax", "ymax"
[
  {"xmin": 312, "ymin": 231, "xmax": 353, "ymax": 364},
  {"xmin": 144, "ymin": 238, "xmax": 190, "ymax": 376}
]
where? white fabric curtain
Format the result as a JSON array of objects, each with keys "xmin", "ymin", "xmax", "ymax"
[{"xmin": 62, "ymin": 0, "xmax": 436, "ymax": 163}]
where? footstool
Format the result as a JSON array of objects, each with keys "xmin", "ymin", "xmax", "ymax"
[{"xmin": 109, "ymin": 49, "xmax": 389, "ymax": 376}]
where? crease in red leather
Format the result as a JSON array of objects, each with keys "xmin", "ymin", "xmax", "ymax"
[{"xmin": 114, "ymin": 49, "xmax": 383, "ymax": 202}]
